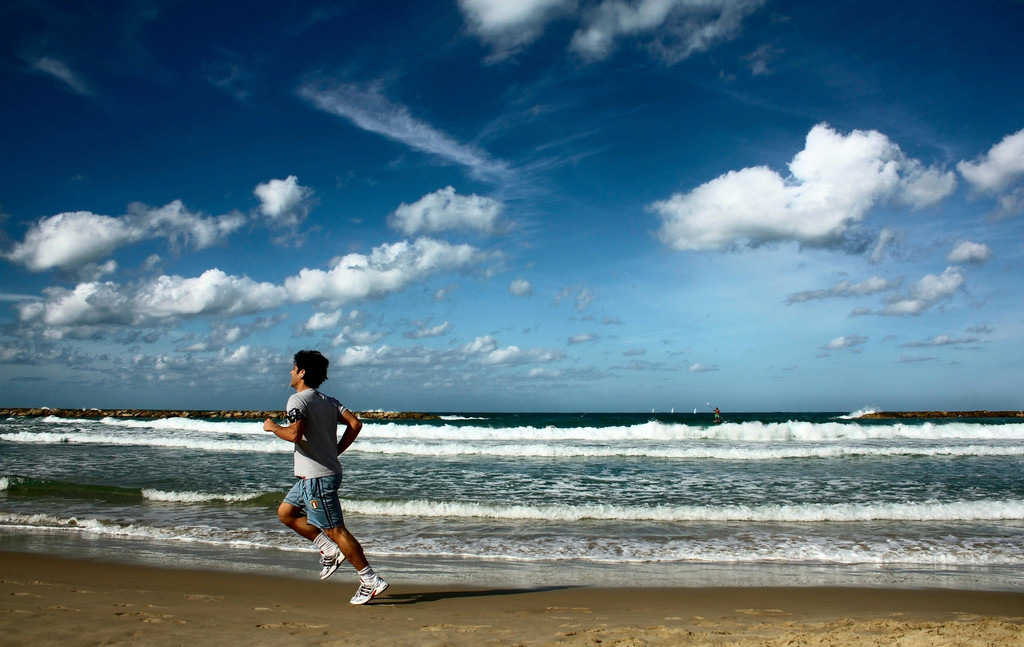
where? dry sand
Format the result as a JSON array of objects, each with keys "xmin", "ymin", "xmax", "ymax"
[{"xmin": 2, "ymin": 552, "xmax": 1021, "ymax": 646}]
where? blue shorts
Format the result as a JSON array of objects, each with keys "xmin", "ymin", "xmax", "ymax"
[{"xmin": 283, "ymin": 474, "xmax": 345, "ymax": 530}]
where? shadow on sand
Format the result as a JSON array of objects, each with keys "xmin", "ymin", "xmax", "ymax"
[{"xmin": 375, "ymin": 585, "xmax": 577, "ymax": 605}]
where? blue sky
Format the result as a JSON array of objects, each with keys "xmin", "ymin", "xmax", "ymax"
[{"xmin": 2, "ymin": 1, "xmax": 1022, "ymax": 413}]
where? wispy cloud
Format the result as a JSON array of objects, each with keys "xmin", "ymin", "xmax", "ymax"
[
  {"xmin": 787, "ymin": 276, "xmax": 901, "ymax": 305},
  {"xmin": 30, "ymin": 56, "xmax": 92, "ymax": 96},
  {"xmin": 297, "ymin": 81, "xmax": 511, "ymax": 181},
  {"xmin": 899, "ymin": 335, "xmax": 979, "ymax": 348}
]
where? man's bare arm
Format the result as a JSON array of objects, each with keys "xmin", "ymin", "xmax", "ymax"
[
  {"xmin": 337, "ymin": 409, "xmax": 363, "ymax": 454},
  {"xmin": 264, "ymin": 417, "xmax": 306, "ymax": 443}
]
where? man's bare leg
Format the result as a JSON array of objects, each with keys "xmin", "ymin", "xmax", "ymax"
[
  {"xmin": 324, "ymin": 525, "xmax": 369, "ymax": 571},
  {"xmin": 277, "ymin": 501, "xmax": 321, "ymax": 541}
]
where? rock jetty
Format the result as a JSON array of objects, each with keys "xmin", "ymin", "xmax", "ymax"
[
  {"xmin": 856, "ymin": 410, "xmax": 1023, "ymax": 419},
  {"xmin": 0, "ymin": 407, "xmax": 440, "ymax": 421}
]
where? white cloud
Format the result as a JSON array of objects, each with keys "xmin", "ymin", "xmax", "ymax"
[
  {"xmin": 459, "ymin": 0, "xmax": 573, "ymax": 59},
  {"xmin": 434, "ymin": 283, "xmax": 461, "ymax": 300},
  {"xmin": 458, "ymin": 334, "xmax": 562, "ymax": 366},
  {"xmin": 484, "ymin": 345, "xmax": 524, "ymax": 365},
  {"xmin": 787, "ymin": 276, "xmax": 900, "ymax": 305},
  {"xmin": 297, "ymin": 81, "xmax": 509, "ymax": 180},
  {"xmin": 254, "ymin": 176, "xmax": 315, "ymax": 229},
  {"xmin": 651, "ymin": 124, "xmax": 956, "ymax": 251},
  {"xmin": 880, "ymin": 266, "xmax": 964, "ymax": 316},
  {"xmin": 15, "ymin": 238, "xmax": 485, "ymax": 338},
  {"xmin": 459, "ymin": 0, "xmax": 765, "ymax": 65},
  {"xmin": 822, "ymin": 334, "xmax": 868, "ymax": 351},
  {"xmin": 510, "ymin": 279, "xmax": 533, "ymax": 296},
  {"xmin": 180, "ymin": 315, "xmax": 287, "ymax": 353},
  {"xmin": 528, "ymin": 367, "xmax": 564, "ymax": 378},
  {"xmin": 139, "ymin": 200, "xmax": 246, "ymax": 250},
  {"xmin": 307, "ymin": 310, "xmax": 385, "ymax": 346},
  {"xmin": 332, "ymin": 334, "xmax": 565, "ymax": 370},
  {"xmin": 405, "ymin": 320, "xmax": 454, "ymax": 339},
  {"xmin": 284, "ymin": 238, "xmax": 488, "ymax": 304},
  {"xmin": 5, "ymin": 211, "xmax": 135, "ymax": 272},
  {"xmin": 555, "ymin": 285, "xmax": 595, "ymax": 310},
  {"xmin": 334, "ymin": 344, "xmax": 387, "ymax": 367},
  {"xmin": 136, "ymin": 270, "xmax": 284, "ymax": 319},
  {"xmin": 688, "ymin": 363, "xmax": 716, "ymax": 372},
  {"xmin": 332, "ymin": 328, "xmax": 386, "ymax": 347},
  {"xmin": 568, "ymin": 333, "xmax": 596, "ymax": 345},
  {"xmin": 389, "ymin": 186, "xmax": 504, "ymax": 235},
  {"xmin": 4, "ymin": 201, "xmax": 245, "ymax": 272},
  {"xmin": 81, "ymin": 260, "xmax": 119, "ymax": 282},
  {"xmin": 17, "ymin": 269, "xmax": 286, "ymax": 336},
  {"xmin": 957, "ymin": 128, "xmax": 1024, "ymax": 195},
  {"xmin": 569, "ymin": 0, "xmax": 765, "ymax": 64},
  {"xmin": 898, "ymin": 159, "xmax": 958, "ymax": 208},
  {"xmin": 220, "ymin": 345, "xmax": 256, "ymax": 366},
  {"xmin": 304, "ymin": 309, "xmax": 346, "ymax": 331},
  {"xmin": 947, "ymin": 240, "xmax": 992, "ymax": 264},
  {"xmin": 464, "ymin": 335, "xmax": 498, "ymax": 355},
  {"xmin": 958, "ymin": 128, "xmax": 1024, "ymax": 215}
]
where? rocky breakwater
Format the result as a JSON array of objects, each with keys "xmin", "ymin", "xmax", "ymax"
[
  {"xmin": 856, "ymin": 410, "xmax": 1023, "ymax": 419},
  {"xmin": 0, "ymin": 407, "xmax": 440, "ymax": 421}
]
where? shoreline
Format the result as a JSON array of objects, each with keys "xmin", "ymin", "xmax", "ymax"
[
  {"xmin": 5, "ymin": 528, "xmax": 1023, "ymax": 592},
  {"xmin": 2, "ymin": 552, "xmax": 1021, "ymax": 647}
]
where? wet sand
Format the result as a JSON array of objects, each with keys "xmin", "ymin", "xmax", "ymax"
[{"xmin": 2, "ymin": 552, "xmax": 1021, "ymax": 647}]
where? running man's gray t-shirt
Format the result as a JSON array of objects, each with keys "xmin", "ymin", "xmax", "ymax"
[{"xmin": 285, "ymin": 389, "xmax": 347, "ymax": 478}]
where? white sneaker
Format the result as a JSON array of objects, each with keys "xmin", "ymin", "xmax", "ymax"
[
  {"xmin": 350, "ymin": 576, "xmax": 389, "ymax": 605},
  {"xmin": 319, "ymin": 550, "xmax": 345, "ymax": 580}
]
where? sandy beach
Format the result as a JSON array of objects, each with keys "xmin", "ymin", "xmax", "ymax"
[{"xmin": 1, "ymin": 552, "xmax": 1021, "ymax": 647}]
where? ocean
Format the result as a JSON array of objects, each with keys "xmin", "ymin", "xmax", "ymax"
[{"xmin": 2, "ymin": 411, "xmax": 1022, "ymax": 590}]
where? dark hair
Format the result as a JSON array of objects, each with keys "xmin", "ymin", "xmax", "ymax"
[{"xmin": 294, "ymin": 349, "xmax": 329, "ymax": 388}]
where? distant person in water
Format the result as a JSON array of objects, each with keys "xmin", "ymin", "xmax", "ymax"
[
  {"xmin": 263, "ymin": 349, "xmax": 388, "ymax": 605},
  {"xmin": 714, "ymin": 407, "xmax": 722, "ymax": 423}
]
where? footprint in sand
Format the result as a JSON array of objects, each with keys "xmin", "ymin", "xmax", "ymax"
[
  {"xmin": 257, "ymin": 621, "xmax": 328, "ymax": 630},
  {"xmin": 420, "ymin": 623, "xmax": 494, "ymax": 633},
  {"xmin": 114, "ymin": 610, "xmax": 185, "ymax": 624}
]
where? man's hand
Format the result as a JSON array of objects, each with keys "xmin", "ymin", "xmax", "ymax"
[{"xmin": 263, "ymin": 418, "xmax": 278, "ymax": 432}]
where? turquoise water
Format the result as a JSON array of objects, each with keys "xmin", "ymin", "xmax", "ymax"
[{"xmin": 2, "ymin": 411, "xmax": 1023, "ymax": 589}]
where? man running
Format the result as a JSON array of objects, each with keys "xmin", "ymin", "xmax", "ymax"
[{"xmin": 263, "ymin": 349, "xmax": 388, "ymax": 605}]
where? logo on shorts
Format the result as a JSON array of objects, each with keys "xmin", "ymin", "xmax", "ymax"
[{"xmin": 310, "ymin": 499, "xmax": 319, "ymax": 510}]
